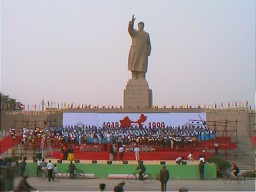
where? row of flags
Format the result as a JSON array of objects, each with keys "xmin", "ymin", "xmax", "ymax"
[{"xmin": 22, "ymin": 100, "xmax": 253, "ymax": 111}]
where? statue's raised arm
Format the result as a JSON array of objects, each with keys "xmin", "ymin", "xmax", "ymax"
[{"xmin": 128, "ymin": 15, "xmax": 136, "ymax": 36}]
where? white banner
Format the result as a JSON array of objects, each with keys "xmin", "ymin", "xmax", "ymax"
[{"xmin": 63, "ymin": 112, "xmax": 206, "ymax": 128}]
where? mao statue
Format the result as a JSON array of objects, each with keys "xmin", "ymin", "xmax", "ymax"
[{"xmin": 128, "ymin": 15, "xmax": 151, "ymax": 79}]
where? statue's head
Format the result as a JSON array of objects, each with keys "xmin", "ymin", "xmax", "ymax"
[{"xmin": 138, "ymin": 22, "xmax": 144, "ymax": 31}]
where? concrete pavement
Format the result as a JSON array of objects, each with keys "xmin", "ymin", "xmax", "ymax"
[{"xmin": 14, "ymin": 177, "xmax": 255, "ymax": 191}]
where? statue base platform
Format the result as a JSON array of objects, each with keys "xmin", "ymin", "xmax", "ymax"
[{"xmin": 123, "ymin": 79, "xmax": 153, "ymax": 108}]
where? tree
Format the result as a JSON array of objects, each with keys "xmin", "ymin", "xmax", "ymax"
[{"xmin": 0, "ymin": 92, "xmax": 24, "ymax": 111}]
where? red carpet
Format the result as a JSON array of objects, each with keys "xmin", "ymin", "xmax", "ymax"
[{"xmin": 0, "ymin": 135, "xmax": 21, "ymax": 154}]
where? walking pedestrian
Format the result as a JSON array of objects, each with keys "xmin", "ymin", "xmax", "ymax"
[
  {"xmin": 159, "ymin": 166, "xmax": 169, "ymax": 192},
  {"xmin": 15, "ymin": 175, "xmax": 36, "ymax": 192},
  {"xmin": 20, "ymin": 158, "xmax": 26, "ymax": 176}
]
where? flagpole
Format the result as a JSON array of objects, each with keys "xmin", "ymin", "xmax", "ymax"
[{"xmin": 42, "ymin": 99, "xmax": 45, "ymax": 111}]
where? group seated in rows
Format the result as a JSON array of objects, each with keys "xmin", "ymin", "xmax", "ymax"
[{"xmin": 11, "ymin": 124, "xmax": 216, "ymax": 149}]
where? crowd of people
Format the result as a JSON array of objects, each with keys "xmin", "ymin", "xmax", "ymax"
[{"xmin": 10, "ymin": 124, "xmax": 216, "ymax": 149}]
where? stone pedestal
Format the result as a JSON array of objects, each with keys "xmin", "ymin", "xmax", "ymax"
[{"xmin": 124, "ymin": 79, "xmax": 153, "ymax": 108}]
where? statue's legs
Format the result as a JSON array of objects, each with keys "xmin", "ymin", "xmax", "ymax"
[
  {"xmin": 132, "ymin": 71, "xmax": 145, "ymax": 79},
  {"xmin": 132, "ymin": 71, "xmax": 138, "ymax": 79},
  {"xmin": 138, "ymin": 72, "xmax": 145, "ymax": 79}
]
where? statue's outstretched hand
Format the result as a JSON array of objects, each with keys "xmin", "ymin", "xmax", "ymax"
[{"xmin": 131, "ymin": 15, "xmax": 136, "ymax": 22}]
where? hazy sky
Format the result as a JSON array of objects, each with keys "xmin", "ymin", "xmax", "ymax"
[{"xmin": 1, "ymin": 0, "xmax": 255, "ymax": 108}]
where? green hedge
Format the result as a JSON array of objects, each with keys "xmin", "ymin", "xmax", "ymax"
[
  {"xmin": 241, "ymin": 170, "xmax": 256, "ymax": 178},
  {"xmin": 207, "ymin": 156, "xmax": 231, "ymax": 177}
]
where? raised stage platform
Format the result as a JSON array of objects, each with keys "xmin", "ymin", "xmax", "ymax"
[{"xmin": 50, "ymin": 150, "xmax": 211, "ymax": 161}]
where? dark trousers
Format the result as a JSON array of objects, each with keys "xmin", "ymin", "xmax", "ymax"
[
  {"xmin": 70, "ymin": 171, "xmax": 75, "ymax": 179},
  {"xmin": 139, "ymin": 171, "xmax": 144, "ymax": 180},
  {"xmin": 119, "ymin": 152, "xmax": 123, "ymax": 161},
  {"xmin": 48, "ymin": 169, "xmax": 54, "ymax": 181},
  {"xmin": 215, "ymin": 147, "xmax": 218, "ymax": 154},
  {"xmin": 161, "ymin": 181, "xmax": 167, "ymax": 192},
  {"xmin": 199, "ymin": 171, "xmax": 204, "ymax": 180},
  {"xmin": 37, "ymin": 166, "xmax": 41, "ymax": 176},
  {"xmin": 21, "ymin": 168, "xmax": 25, "ymax": 176}
]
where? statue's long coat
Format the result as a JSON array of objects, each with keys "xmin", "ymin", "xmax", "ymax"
[{"xmin": 128, "ymin": 21, "xmax": 151, "ymax": 73}]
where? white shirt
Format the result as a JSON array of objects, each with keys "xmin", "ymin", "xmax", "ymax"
[
  {"xmin": 119, "ymin": 147, "xmax": 124, "ymax": 153},
  {"xmin": 188, "ymin": 153, "xmax": 193, "ymax": 160},
  {"xmin": 47, "ymin": 162, "xmax": 54, "ymax": 170},
  {"xmin": 199, "ymin": 157, "xmax": 205, "ymax": 163},
  {"xmin": 134, "ymin": 147, "xmax": 140, "ymax": 153},
  {"xmin": 214, "ymin": 142, "xmax": 218, "ymax": 147}
]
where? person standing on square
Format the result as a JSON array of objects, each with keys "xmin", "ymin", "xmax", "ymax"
[
  {"xmin": 46, "ymin": 160, "xmax": 54, "ymax": 182},
  {"xmin": 159, "ymin": 166, "xmax": 170, "ymax": 192},
  {"xmin": 134, "ymin": 145, "xmax": 140, "ymax": 161},
  {"xmin": 119, "ymin": 145, "xmax": 124, "ymax": 161}
]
